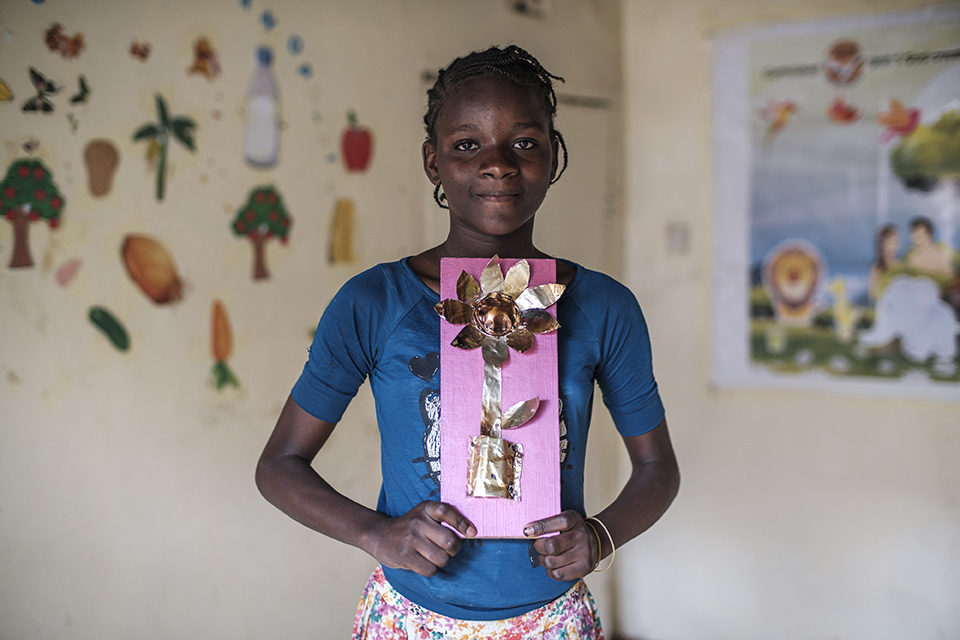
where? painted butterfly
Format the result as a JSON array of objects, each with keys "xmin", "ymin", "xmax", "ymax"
[
  {"xmin": 70, "ymin": 75, "xmax": 90, "ymax": 105},
  {"xmin": 22, "ymin": 67, "xmax": 60, "ymax": 114}
]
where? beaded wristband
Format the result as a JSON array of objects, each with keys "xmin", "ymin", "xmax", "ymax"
[{"xmin": 586, "ymin": 517, "xmax": 615, "ymax": 573}]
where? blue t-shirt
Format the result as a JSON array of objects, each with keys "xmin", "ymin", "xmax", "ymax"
[{"xmin": 292, "ymin": 258, "xmax": 664, "ymax": 620}]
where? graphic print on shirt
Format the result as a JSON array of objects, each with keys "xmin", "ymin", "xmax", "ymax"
[{"xmin": 409, "ymin": 353, "xmax": 441, "ymax": 496}]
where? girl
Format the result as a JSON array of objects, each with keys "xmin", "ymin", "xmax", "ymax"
[{"xmin": 256, "ymin": 45, "xmax": 679, "ymax": 639}]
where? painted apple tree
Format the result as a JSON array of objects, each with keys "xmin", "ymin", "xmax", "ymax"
[
  {"xmin": 231, "ymin": 185, "xmax": 291, "ymax": 280},
  {"xmin": 1, "ymin": 159, "xmax": 64, "ymax": 268}
]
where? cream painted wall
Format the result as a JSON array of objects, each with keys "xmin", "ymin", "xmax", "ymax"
[
  {"xmin": 621, "ymin": 1, "xmax": 960, "ymax": 639},
  {"xmin": 0, "ymin": 1, "xmax": 626, "ymax": 638}
]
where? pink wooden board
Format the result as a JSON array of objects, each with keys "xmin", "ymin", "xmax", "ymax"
[{"xmin": 440, "ymin": 257, "xmax": 561, "ymax": 538}]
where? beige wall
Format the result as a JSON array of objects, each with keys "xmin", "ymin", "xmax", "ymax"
[
  {"xmin": 621, "ymin": 1, "xmax": 960, "ymax": 638},
  {"xmin": 0, "ymin": 1, "xmax": 626, "ymax": 638}
]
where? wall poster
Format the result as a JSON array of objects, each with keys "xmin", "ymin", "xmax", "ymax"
[{"xmin": 712, "ymin": 6, "xmax": 960, "ymax": 402}]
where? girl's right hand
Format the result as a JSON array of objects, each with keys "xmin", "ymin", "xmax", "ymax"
[{"xmin": 368, "ymin": 501, "xmax": 477, "ymax": 577}]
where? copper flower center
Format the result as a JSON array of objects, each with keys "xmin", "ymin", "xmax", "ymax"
[{"xmin": 474, "ymin": 293, "xmax": 520, "ymax": 337}]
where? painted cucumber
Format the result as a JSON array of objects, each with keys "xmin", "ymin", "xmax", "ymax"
[{"xmin": 89, "ymin": 305, "xmax": 130, "ymax": 351}]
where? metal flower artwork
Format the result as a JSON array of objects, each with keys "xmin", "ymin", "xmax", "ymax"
[
  {"xmin": 435, "ymin": 255, "xmax": 565, "ymax": 366},
  {"xmin": 437, "ymin": 256, "xmax": 565, "ymax": 501}
]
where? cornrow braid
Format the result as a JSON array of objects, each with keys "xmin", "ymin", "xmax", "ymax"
[{"xmin": 424, "ymin": 45, "xmax": 568, "ymax": 184}]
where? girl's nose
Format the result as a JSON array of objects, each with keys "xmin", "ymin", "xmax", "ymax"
[{"xmin": 479, "ymin": 145, "xmax": 518, "ymax": 178}]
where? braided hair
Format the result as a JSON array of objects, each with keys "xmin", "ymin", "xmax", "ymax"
[{"xmin": 424, "ymin": 45, "xmax": 569, "ymax": 189}]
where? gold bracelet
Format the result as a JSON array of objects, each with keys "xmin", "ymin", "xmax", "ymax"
[{"xmin": 586, "ymin": 517, "xmax": 615, "ymax": 573}]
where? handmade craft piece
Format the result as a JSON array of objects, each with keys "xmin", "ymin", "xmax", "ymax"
[{"xmin": 438, "ymin": 256, "xmax": 563, "ymax": 537}]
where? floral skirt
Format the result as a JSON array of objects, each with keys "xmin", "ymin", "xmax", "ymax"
[{"xmin": 351, "ymin": 566, "xmax": 605, "ymax": 640}]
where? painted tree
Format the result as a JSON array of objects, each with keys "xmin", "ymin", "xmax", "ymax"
[
  {"xmin": 231, "ymin": 185, "xmax": 291, "ymax": 280},
  {"xmin": 891, "ymin": 109, "xmax": 960, "ymax": 193},
  {"xmin": 1, "ymin": 159, "xmax": 64, "ymax": 268},
  {"xmin": 132, "ymin": 93, "xmax": 196, "ymax": 201}
]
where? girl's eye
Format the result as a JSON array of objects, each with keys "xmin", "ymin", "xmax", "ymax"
[
  {"xmin": 455, "ymin": 140, "xmax": 478, "ymax": 152},
  {"xmin": 513, "ymin": 139, "xmax": 536, "ymax": 150}
]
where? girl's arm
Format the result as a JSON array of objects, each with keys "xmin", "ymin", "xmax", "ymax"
[
  {"xmin": 256, "ymin": 395, "xmax": 477, "ymax": 577},
  {"xmin": 525, "ymin": 418, "xmax": 679, "ymax": 581}
]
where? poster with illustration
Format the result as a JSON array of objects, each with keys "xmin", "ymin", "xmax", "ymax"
[{"xmin": 712, "ymin": 7, "xmax": 960, "ymax": 402}]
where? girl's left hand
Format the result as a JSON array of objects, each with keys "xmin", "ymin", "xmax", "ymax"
[{"xmin": 524, "ymin": 510, "xmax": 598, "ymax": 581}]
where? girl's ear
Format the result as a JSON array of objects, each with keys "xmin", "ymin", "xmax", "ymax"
[
  {"xmin": 422, "ymin": 140, "xmax": 441, "ymax": 186},
  {"xmin": 550, "ymin": 131, "xmax": 560, "ymax": 181}
]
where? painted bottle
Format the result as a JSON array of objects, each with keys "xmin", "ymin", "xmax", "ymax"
[{"xmin": 244, "ymin": 46, "xmax": 279, "ymax": 167}]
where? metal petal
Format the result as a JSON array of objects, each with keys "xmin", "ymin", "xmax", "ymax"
[
  {"xmin": 515, "ymin": 283, "xmax": 565, "ymax": 312},
  {"xmin": 457, "ymin": 271, "xmax": 481, "ymax": 305},
  {"xmin": 480, "ymin": 255, "xmax": 504, "ymax": 294},
  {"xmin": 501, "ymin": 396, "xmax": 540, "ymax": 430},
  {"xmin": 438, "ymin": 298, "xmax": 474, "ymax": 325},
  {"xmin": 452, "ymin": 324, "xmax": 485, "ymax": 350},
  {"xmin": 505, "ymin": 327, "xmax": 534, "ymax": 352},
  {"xmin": 502, "ymin": 260, "xmax": 530, "ymax": 298},
  {"xmin": 481, "ymin": 336, "xmax": 509, "ymax": 366},
  {"xmin": 521, "ymin": 309, "xmax": 560, "ymax": 334}
]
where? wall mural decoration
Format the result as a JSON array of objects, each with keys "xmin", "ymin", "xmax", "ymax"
[
  {"xmin": 22, "ymin": 68, "xmax": 60, "ymax": 114},
  {"xmin": 328, "ymin": 197, "xmax": 355, "ymax": 264},
  {"xmin": 56, "ymin": 257, "xmax": 82, "ymax": 287},
  {"xmin": 712, "ymin": 6, "xmax": 960, "ymax": 402},
  {"xmin": 121, "ymin": 234, "xmax": 184, "ymax": 304},
  {"xmin": 210, "ymin": 300, "xmax": 239, "ymax": 390},
  {"xmin": 133, "ymin": 94, "xmax": 197, "ymax": 201},
  {"xmin": 0, "ymin": 79, "xmax": 13, "ymax": 102},
  {"xmin": 244, "ymin": 46, "xmax": 280, "ymax": 168},
  {"xmin": 89, "ymin": 305, "xmax": 130, "ymax": 352},
  {"xmin": 129, "ymin": 41, "xmax": 151, "ymax": 61},
  {"xmin": 1, "ymin": 158, "xmax": 64, "ymax": 269},
  {"xmin": 231, "ymin": 185, "xmax": 291, "ymax": 280},
  {"xmin": 341, "ymin": 110, "xmax": 372, "ymax": 172},
  {"xmin": 83, "ymin": 139, "xmax": 120, "ymax": 197},
  {"xmin": 43, "ymin": 23, "xmax": 84, "ymax": 60},
  {"xmin": 188, "ymin": 37, "xmax": 221, "ymax": 81},
  {"xmin": 69, "ymin": 75, "xmax": 90, "ymax": 105}
]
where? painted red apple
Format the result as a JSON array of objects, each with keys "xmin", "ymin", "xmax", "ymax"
[{"xmin": 341, "ymin": 110, "xmax": 373, "ymax": 172}]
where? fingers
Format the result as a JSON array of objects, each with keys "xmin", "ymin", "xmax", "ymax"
[
  {"xmin": 524, "ymin": 510, "xmax": 580, "ymax": 537},
  {"xmin": 374, "ymin": 502, "xmax": 476, "ymax": 578},
  {"xmin": 525, "ymin": 510, "xmax": 597, "ymax": 581},
  {"xmin": 425, "ymin": 501, "xmax": 477, "ymax": 539}
]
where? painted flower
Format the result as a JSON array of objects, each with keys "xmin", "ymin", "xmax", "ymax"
[{"xmin": 435, "ymin": 255, "xmax": 564, "ymax": 366}]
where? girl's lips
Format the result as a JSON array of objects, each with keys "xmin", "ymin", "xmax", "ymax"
[{"xmin": 475, "ymin": 192, "xmax": 520, "ymax": 201}]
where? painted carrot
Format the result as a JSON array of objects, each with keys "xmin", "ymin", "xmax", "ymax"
[{"xmin": 211, "ymin": 299, "xmax": 239, "ymax": 389}]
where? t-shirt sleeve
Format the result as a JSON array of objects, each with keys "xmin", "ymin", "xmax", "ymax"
[
  {"xmin": 291, "ymin": 269, "xmax": 385, "ymax": 423},
  {"xmin": 592, "ymin": 277, "xmax": 665, "ymax": 437}
]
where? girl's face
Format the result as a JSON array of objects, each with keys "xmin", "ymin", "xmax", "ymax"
[
  {"xmin": 882, "ymin": 230, "xmax": 899, "ymax": 258},
  {"xmin": 422, "ymin": 74, "xmax": 558, "ymax": 242}
]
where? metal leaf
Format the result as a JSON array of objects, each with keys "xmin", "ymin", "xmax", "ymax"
[
  {"xmin": 501, "ymin": 396, "xmax": 540, "ymax": 430},
  {"xmin": 521, "ymin": 309, "xmax": 560, "ymax": 334},
  {"xmin": 438, "ymin": 298, "xmax": 474, "ymax": 325},
  {"xmin": 480, "ymin": 255, "xmax": 504, "ymax": 294},
  {"xmin": 452, "ymin": 324, "xmax": 485, "ymax": 350},
  {"xmin": 505, "ymin": 327, "xmax": 534, "ymax": 352},
  {"xmin": 502, "ymin": 260, "xmax": 530, "ymax": 298},
  {"xmin": 457, "ymin": 271, "xmax": 481, "ymax": 305},
  {"xmin": 515, "ymin": 283, "xmax": 565, "ymax": 312},
  {"xmin": 481, "ymin": 336, "xmax": 509, "ymax": 366}
]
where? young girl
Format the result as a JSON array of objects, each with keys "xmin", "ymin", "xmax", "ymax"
[{"xmin": 256, "ymin": 45, "xmax": 679, "ymax": 639}]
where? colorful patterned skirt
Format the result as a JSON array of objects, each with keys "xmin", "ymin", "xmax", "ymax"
[{"xmin": 351, "ymin": 565, "xmax": 605, "ymax": 640}]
